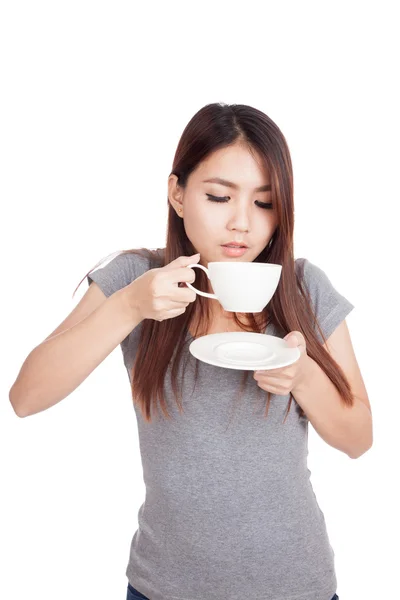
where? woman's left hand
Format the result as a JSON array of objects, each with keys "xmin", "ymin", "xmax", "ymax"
[{"xmin": 253, "ymin": 331, "xmax": 311, "ymax": 396}]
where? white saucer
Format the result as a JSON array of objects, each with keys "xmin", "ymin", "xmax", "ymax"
[{"xmin": 188, "ymin": 332, "xmax": 301, "ymax": 371}]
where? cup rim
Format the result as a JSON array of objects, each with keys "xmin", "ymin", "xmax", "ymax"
[{"xmin": 208, "ymin": 261, "xmax": 281, "ymax": 268}]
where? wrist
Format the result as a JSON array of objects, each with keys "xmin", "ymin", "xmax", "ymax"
[
  {"xmin": 293, "ymin": 355, "xmax": 317, "ymax": 395},
  {"xmin": 115, "ymin": 286, "xmax": 143, "ymax": 327}
]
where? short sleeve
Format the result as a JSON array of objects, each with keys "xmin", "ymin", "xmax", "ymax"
[
  {"xmin": 87, "ymin": 252, "xmax": 138, "ymax": 298},
  {"xmin": 296, "ymin": 258, "xmax": 355, "ymax": 343}
]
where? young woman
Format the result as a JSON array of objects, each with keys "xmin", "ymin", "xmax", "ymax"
[{"xmin": 11, "ymin": 103, "xmax": 372, "ymax": 600}]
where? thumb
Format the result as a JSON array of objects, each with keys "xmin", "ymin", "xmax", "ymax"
[
  {"xmin": 182, "ymin": 252, "xmax": 200, "ymax": 262},
  {"xmin": 164, "ymin": 252, "xmax": 200, "ymax": 272},
  {"xmin": 284, "ymin": 331, "xmax": 307, "ymax": 355},
  {"xmin": 183, "ymin": 254, "xmax": 200, "ymax": 266},
  {"xmin": 284, "ymin": 332, "xmax": 299, "ymax": 347}
]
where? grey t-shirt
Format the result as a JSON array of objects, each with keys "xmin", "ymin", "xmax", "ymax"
[{"xmin": 87, "ymin": 249, "xmax": 354, "ymax": 600}]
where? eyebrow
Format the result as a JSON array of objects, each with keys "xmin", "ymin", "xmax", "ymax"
[{"xmin": 202, "ymin": 177, "xmax": 271, "ymax": 192}]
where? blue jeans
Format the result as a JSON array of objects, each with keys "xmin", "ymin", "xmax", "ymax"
[
  {"xmin": 126, "ymin": 582, "xmax": 339, "ymax": 599},
  {"xmin": 127, "ymin": 581, "xmax": 149, "ymax": 599}
]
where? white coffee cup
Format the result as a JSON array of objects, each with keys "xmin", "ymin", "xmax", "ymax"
[{"xmin": 185, "ymin": 261, "xmax": 282, "ymax": 313}]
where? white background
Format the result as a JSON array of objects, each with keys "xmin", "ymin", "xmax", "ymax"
[{"xmin": 1, "ymin": 1, "xmax": 398, "ymax": 599}]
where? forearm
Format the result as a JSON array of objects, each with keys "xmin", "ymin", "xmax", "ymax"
[
  {"xmin": 10, "ymin": 289, "xmax": 142, "ymax": 417},
  {"xmin": 292, "ymin": 357, "xmax": 373, "ymax": 458}
]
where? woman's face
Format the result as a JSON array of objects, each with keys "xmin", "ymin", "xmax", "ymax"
[{"xmin": 168, "ymin": 142, "xmax": 278, "ymax": 268}]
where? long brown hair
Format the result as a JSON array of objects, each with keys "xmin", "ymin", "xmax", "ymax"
[{"xmin": 75, "ymin": 102, "xmax": 355, "ymax": 424}]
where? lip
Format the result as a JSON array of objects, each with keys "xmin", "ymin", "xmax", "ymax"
[
  {"xmin": 222, "ymin": 242, "xmax": 248, "ymax": 248},
  {"xmin": 221, "ymin": 245, "xmax": 248, "ymax": 257}
]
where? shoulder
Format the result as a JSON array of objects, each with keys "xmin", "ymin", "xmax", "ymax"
[
  {"xmin": 101, "ymin": 246, "xmax": 166, "ymax": 275},
  {"xmin": 114, "ymin": 246, "xmax": 165, "ymax": 276},
  {"xmin": 294, "ymin": 256, "xmax": 355, "ymax": 341},
  {"xmin": 294, "ymin": 256, "xmax": 337, "ymax": 300},
  {"xmin": 87, "ymin": 246, "xmax": 166, "ymax": 297},
  {"xmin": 294, "ymin": 257, "xmax": 345, "ymax": 297},
  {"xmin": 294, "ymin": 257, "xmax": 324, "ymax": 281}
]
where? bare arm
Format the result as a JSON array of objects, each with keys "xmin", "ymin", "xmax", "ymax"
[{"xmin": 9, "ymin": 288, "xmax": 142, "ymax": 418}]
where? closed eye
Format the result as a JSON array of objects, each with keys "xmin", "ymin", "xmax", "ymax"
[{"xmin": 206, "ymin": 194, "xmax": 273, "ymax": 209}]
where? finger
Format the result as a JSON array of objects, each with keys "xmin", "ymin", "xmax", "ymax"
[
  {"xmin": 255, "ymin": 374, "xmax": 288, "ymax": 386},
  {"xmin": 255, "ymin": 368, "xmax": 287, "ymax": 375},
  {"xmin": 255, "ymin": 381, "xmax": 281, "ymax": 394},
  {"xmin": 169, "ymin": 266, "xmax": 199, "ymax": 285},
  {"xmin": 163, "ymin": 254, "xmax": 200, "ymax": 271},
  {"xmin": 168, "ymin": 299, "xmax": 193, "ymax": 307}
]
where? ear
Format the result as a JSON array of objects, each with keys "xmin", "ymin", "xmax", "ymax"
[{"xmin": 168, "ymin": 174, "xmax": 184, "ymax": 214}]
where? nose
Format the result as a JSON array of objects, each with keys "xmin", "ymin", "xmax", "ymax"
[{"xmin": 227, "ymin": 203, "xmax": 250, "ymax": 233}]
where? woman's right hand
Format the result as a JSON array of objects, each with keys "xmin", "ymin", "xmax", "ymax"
[{"xmin": 124, "ymin": 253, "xmax": 200, "ymax": 322}]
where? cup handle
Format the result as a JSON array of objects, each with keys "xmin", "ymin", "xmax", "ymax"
[{"xmin": 185, "ymin": 264, "xmax": 218, "ymax": 300}]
